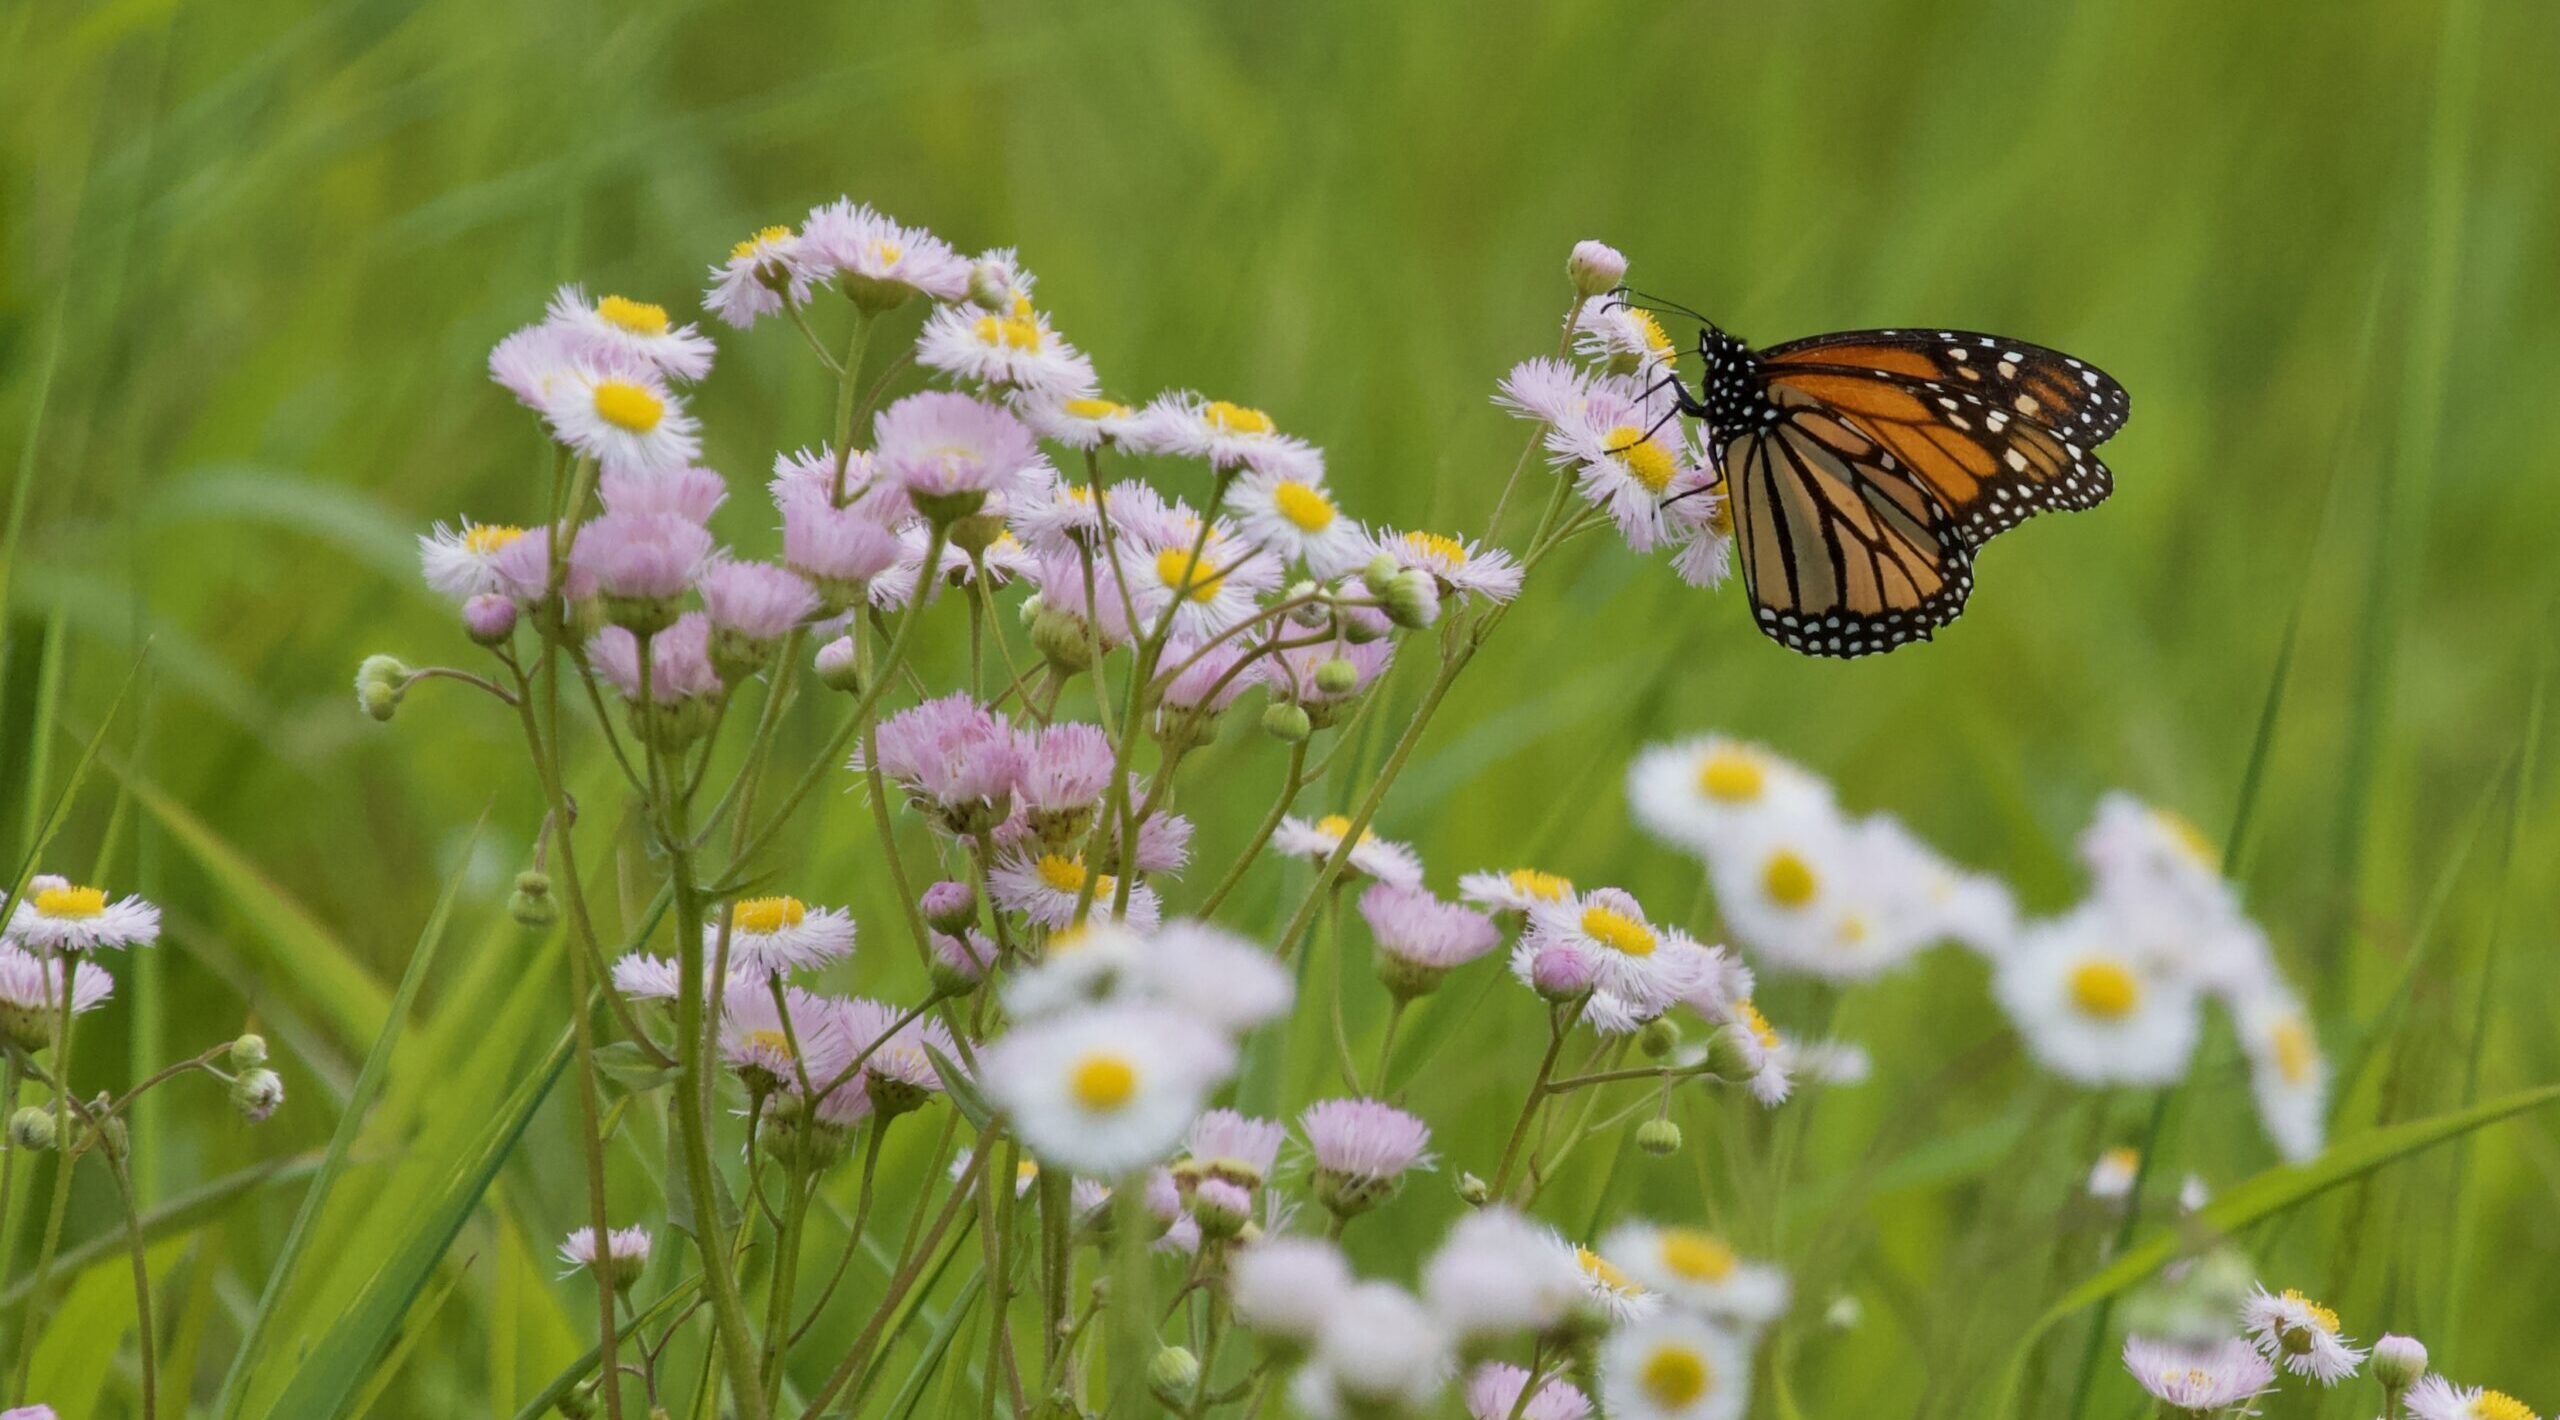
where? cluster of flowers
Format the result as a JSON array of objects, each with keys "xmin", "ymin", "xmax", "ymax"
[
  {"xmin": 2119, "ymin": 1281, "xmax": 2539, "ymax": 1420},
  {"xmin": 1631, "ymin": 736, "xmax": 2329, "ymax": 1161},
  {"xmin": 371, "ymin": 204, "xmax": 1828, "ymax": 1420}
]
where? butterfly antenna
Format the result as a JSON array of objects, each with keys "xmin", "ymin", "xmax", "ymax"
[{"xmin": 1609, "ymin": 285, "xmax": 1719, "ymax": 330}]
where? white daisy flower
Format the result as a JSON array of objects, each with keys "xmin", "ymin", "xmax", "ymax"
[
  {"xmin": 1271, "ymin": 813, "xmax": 1424, "ymax": 888},
  {"xmin": 1421, "ymin": 1207, "xmax": 1588, "ymax": 1343},
  {"xmin": 1573, "ymin": 1244, "xmax": 1661, "ymax": 1324},
  {"xmin": 2240, "ymin": 1284, "xmax": 2365, "ymax": 1384},
  {"xmin": 556, "ymin": 1224, "xmax": 653, "ymax": 1288},
  {"xmin": 1458, "ymin": 867, "xmax": 1577, "ymax": 916},
  {"xmin": 2086, "ymin": 1145, "xmax": 2142, "ymax": 1200},
  {"xmin": 2235, "ymin": 985, "xmax": 2327, "ymax": 1162},
  {"xmin": 1599, "ymin": 1222, "xmax": 1789, "ymax": 1331},
  {"xmin": 2406, "ymin": 1375, "xmax": 2541, "ymax": 1420},
  {"xmin": 2081, "ymin": 792, "xmax": 2240, "ymax": 922},
  {"xmin": 915, "ymin": 300, "xmax": 1096, "ymax": 395},
  {"xmin": 544, "ymin": 285, "xmax": 716, "ymax": 383},
  {"xmin": 1227, "ymin": 1235, "xmax": 1355, "ymax": 1348},
  {"xmin": 707, "ymin": 895, "xmax": 855, "ymax": 977},
  {"xmin": 1109, "ymin": 516, "xmax": 1279, "ymax": 642},
  {"xmin": 1626, "ymin": 735, "xmax": 1837, "ymax": 857},
  {"xmin": 1994, "ymin": 903, "xmax": 2201, "ymax": 1086},
  {"xmin": 1598, "ymin": 1311, "xmax": 1751, "ymax": 1420},
  {"xmin": 1366, "ymin": 528, "xmax": 1523, "ymax": 604},
  {"xmin": 1547, "ymin": 379, "xmax": 1699, "ymax": 553},
  {"xmin": 704, "ymin": 223, "xmax": 816, "ymax": 329},
  {"xmin": 1665, "ymin": 465, "xmax": 1737, "ymax": 589},
  {"xmin": 1707, "ymin": 806, "xmax": 1910, "ymax": 981},
  {"xmin": 2120, "ymin": 1335, "xmax": 2274, "ymax": 1415},
  {"xmin": 1574, "ymin": 299, "xmax": 1682, "ymax": 380},
  {"xmin": 1012, "ymin": 391, "xmax": 1146, "ymax": 451},
  {"xmin": 800, "ymin": 198, "xmax": 971, "ymax": 306},
  {"xmin": 539, "ymin": 361, "xmax": 701, "ymax": 475},
  {"xmin": 1127, "ymin": 392, "xmax": 1322, "ymax": 480},
  {"xmin": 609, "ymin": 952, "xmax": 752, "ymax": 1004},
  {"xmin": 986, "ymin": 852, "xmax": 1162, "ymax": 933},
  {"xmin": 0, "ymin": 945, "xmax": 114, "ymax": 1050},
  {"xmin": 6, "ymin": 876, "xmax": 160, "ymax": 953},
  {"xmin": 1290, "ymin": 1281, "xmax": 1453, "ymax": 1420},
  {"xmin": 417, "ymin": 520, "xmax": 530, "ymax": 602},
  {"xmin": 1522, "ymin": 888, "xmax": 1716, "ymax": 1025},
  {"xmin": 1693, "ymin": 994, "xmax": 1792, "ymax": 1106},
  {"xmin": 1222, "ymin": 465, "xmax": 1368, "ymax": 577},
  {"xmin": 977, "ymin": 1002, "xmax": 1234, "ymax": 1176}
]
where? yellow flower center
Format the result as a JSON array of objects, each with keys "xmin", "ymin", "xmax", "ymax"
[
  {"xmin": 1070, "ymin": 1052, "xmax": 1139, "ymax": 1111},
  {"xmin": 731, "ymin": 225, "xmax": 792, "ymax": 261},
  {"xmin": 1580, "ymin": 904, "xmax": 1656, "ymax": 957},
  {"xmin": 1036, "ymin": 854, "xmax": 1086, "ymax": 893},
  {"xmin": 1314, "ymin": 813, "xmax": 1376, "ymax": 845},
  {"xmin": 34, "ymin": 885, "xmax": 107, "ymax": 919},
  {"xmin": 1577, "ymin": 1247, "xmax": 1640, "ymax": 1294},
  {"xmin": 1154, "ymin": 547, "xmax": 1226, "ymax": 603},
  {"xmin": 1269, "ymin": 480, "xmax": 1336, "ymax": 532},
  {"xmin": 1048, "ymin": 921, "xmax": 1095, "ymax": 954},
  {"xmin": 1633, "ymin": 309, "xmax": 1677, "ymax": 364},
  {"xmin": 1607, "ymin": 426, "xmax": 1679, "ymax": 493},
  {"xmin": 2271, "ymin": 1017, "xmax": 2317, "ymax": 1085},
  {"xmin": 1695, "ymin": 748, "xmax": 1765, "ymax": 802},
  {"xmin": 2472, "ymin": 1391, "xmax": 2537, "ymax": 1420},
  {"xmin": 1401, "ymin": 530, "xmax": 1468, "ymax": 564},
  {"xmin": 870, "ymin": 238, "xmax": 904, "ymax": 268},
  {"xmin": 2068, "ymin": 960, "xmax": 2142, "ymax": 1020},
  {"xmin": 1506, "ymin": 868, "xmax": 1573, "ymax": 902},
  {"xmin": 1063, "ymin": 397, "xmax": 1131, "ymax": 421},
  {"xmin": 1709, "ymin": 497, "xmax": 1734, "ymax": 536},
  {"xmin": 464, "ymin": 523, "xmax": 526, "ymax": 556},
  {"xmin": 2101, "ymin": 1145, "xmax": 2140, "ymax": 1175},
  {"xmin": 744, "ymin": 1028, "xmax": 793, "ymax": 1057},
  {"xmin": 1737, "ymin": 999, "xmax": 1779, "ymax": 1050},
  {"xmin": 1836, "ymin": 912, "xmax": 1871, "ymax": 948},
  {"xmin": 1658, "ymin": 1227, "xmax": 1738, "ymax": 1281},
  {"xmin": 591, "ymin": 381, "xmax": 665, "ymax": 434},
  {"xmin": 1639, "ymin": 1344, "xmax": 1711, "ymax": 1409},
  {"xmin": 2156, "ymin": 809, "xmax": 2218, "ymax": 869},
  {"xmin": 1202, "ymin": 401, "xmax": 1274, "ymax": 436},
  {"xmin": 971, "ymin": 313, "xmax": 1045, "ymax": 351},
  {"xmin": 597, "ymin": 295, "xmax": 670, "ymax": 336},
  {"xmin": 2280, "ymin": 1289, "xmax": 2340, "ymax": 1335},
  {"xmin": 733, "ymin": 896, "xmax": 806, "ymax": 935},
  {"xmin": 1761, "ymin": 850, "xmax": 1817, "ymax": 908}
]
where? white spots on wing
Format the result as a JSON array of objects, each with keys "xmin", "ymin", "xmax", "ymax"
[
  {"xmin": 2014, "ymin": 395, "xmax": 2041, "ymax": 416},
  {"xmin": 2004, "ymin": 448, "xmax": 2029, "ymax": 472},
  {"xmin": 1995, "ymin": 359, "xmax": 2018, "ymax": 379}
]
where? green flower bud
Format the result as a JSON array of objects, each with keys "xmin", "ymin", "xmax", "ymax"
[
  {"xmin": 1146, "ymin": 1346, "xmax": 1201, "ymax": 1407},
  {"xmin": 232, "ymin": 1068, "xmax": 286, "ymax": 1124},
  {"xmin": 8, "ymin": 1106, "xmax": 55, "ymax": 1152},
  {"xmin": 1261, "ymin": 701, "xmax": 1313, "ymax": 743},
  {"xmin": 1454, "ymin": 1172, "xmax": 1491, "ymax": 1207},
  {"xmin": 949, "ymin": 510, "xmax": 1009, "ymax": 555},
  {"xmin": 1029, "ymin": 607, "xmax": 1097, "ymax": 673},
  {"xmin": 1635, "ymin": 1118, "xmax": 1683, "ymax": 1157},
  {"xmin": 1361, "ymin": 553, "xmax": 1401, "ymax": 598},
  {"xmin": 1313, "ymin": 657, "xmax": 1361, "ymax": 696},
  {"xmin": 1380, "ymin": 569, "xmax": 1440, "ymax": 630},
  {"xmin": 354, "ymin": 654, "xmax": 409, "ymax": 722},
  {"xmin": 229, "ymin": 1033, "xmax": 269, "ymax": 1069},
  {"xmin": 1638, "ymin": 1017, "xmax": 1681, "ymax": 1059},
  {"xmin": 510, "ymin": 870, "xmax": 559, "ymax": 928},
  {"xmin": 814, "ymin": 636, "xmax": 864, "ymax": 693}
]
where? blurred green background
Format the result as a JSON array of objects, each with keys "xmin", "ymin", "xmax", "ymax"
[{"xmin": 4, "ymin": 0, "xmax": 2556, "ymax": 1415}]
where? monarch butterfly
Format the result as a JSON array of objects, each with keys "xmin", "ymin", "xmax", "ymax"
[{"xmin": 1643, "ymin": 302, "xmax": 2128, "ymax": 658}]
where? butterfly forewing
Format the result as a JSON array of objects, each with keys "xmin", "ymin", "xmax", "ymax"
[{"xmin": 1759, "ymin": 327, "xmax": 2131, "ymax": 443}]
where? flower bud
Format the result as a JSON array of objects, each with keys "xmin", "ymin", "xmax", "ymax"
[
  {"xmin": 1361, "ymin": 553, "xmax": 1400, "ymax": 599},
  {"xmin": 1261, "ymin": 701, "xmax": 1313, "ymax": 744},
  {"xmin": 1380, "ymin": 569, "xmax": 1440, "ymax": 630},
  {"xmin": 1313, "ymin": 657, "xmax": 1361, "ymax": 697},
  {"xmin": 709, "ymin": 626, "xmax": 777, "ymax": 684},
  {"xmin": 229, "ymin": 1033, "xmax": 269, "ymax": 1070},
  {"xmin": 98, "ymin": 1112, "xmax": 130, "ymax": 1160},
  {"xmin": 1529, "ymin": 944, "xmax": 1596, "ymax": 1002},
  {"xmin": 922, "ymin": 879, "xmax": 979, "ymax": 934},
  {"xmin": 814, "ymin": 635, "xmax": 864, "ymax": 693},
  {"xmin": 1568, "ymin": 240, "xmax": 1629, "ymax": 297},
  {"xmin": 2371, "ymin": 1334, "xmax": 2427, "ymax": 1391},
  {"xmin": 354, "ymin": 654, "xmax": 409, "ymax": 722},
  {"xmin": 603, "ymin": 593, "xmax": 683, "ymax": 636},
  {"xmin": 1702, "ymin": 1024, "xmax": 1760, "ymax": 1082},
  {"xmin": 1638, "ymin": 1017, "xmax": 1681, "ymax": 1059},
  {"xmin": 1454, "ymin": 1172, "xmax": 1491, "ymax": 1207},
  {"xmin": 949, "ymin": 510, "xmax": 1009, "ymax": 556},
  {"xmin": 1147, "ymin": 1346, "xmax": 1201, "ymax": 1407},
  {"xmin": 1191, "ymin": 1177, "xmax": 1254, "ymax": 1240},
  {"xmin": 510, "ymin": 870, "xmax": 559, "ymax": 928},
  {"xmin": 1029, "ymin": 606, "xmax": 1096, "ymax": 673},
  {"xmin": 556, "ymin": 1375, "xmax": 599, "ymax": 1419},
  {"xmin": 463, "ymin": 593, "xmax": 519, "ymax": 646},
  {"xmin": 968, "ymin": 260, "xmax": 1016, "ymax": 312},
  {"xmin": 232, "ymin": 1068, "xmax": 286, "ymax": 1124},
  {"xmin": 8, "ymin": 1106, "xmax": 55, "ymax": 1152},
  {"xmin": 1635, "ymin": 1118, "xmax": 1683, "ymax": 1157}
]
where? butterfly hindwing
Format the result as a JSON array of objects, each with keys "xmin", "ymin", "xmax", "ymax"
[{"xmin": 1723, "ymin": 405, "xmax": 1974, "ymax": 659}]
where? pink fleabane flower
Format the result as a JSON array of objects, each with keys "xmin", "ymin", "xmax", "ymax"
[
  {"xmin": 543, "ymin": 285, "xmax": 716, "ymax": 383},
  {"xmin": 571, "ymin": 511, "xmax": 713, "ymax": 602},
  {"xmin": 1359, "ymin": 882, "xmax": 1499, "ymax": 998},
  {"xmin": 698, "ymin": 561, "xmax": 820, "ymax": 641},
  {"xmin": 874, "ymin": 392, "xmax": 1043, "ymax": 519},
  {"xmin": 704, "ymin": 223, "xmax": 816, "ymax": 329},
  {"xmin": 599, "ymin": 464, "xmax": 729, "ymax": 524},
  {"xmin": 1300, "ymin": 1097, "xmax": 1431, "ymax": 1217},
  {"xmin": 801, "ymin": 199, "xmax": 971, "ymax": 306}
]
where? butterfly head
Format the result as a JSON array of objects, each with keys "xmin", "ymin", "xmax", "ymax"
[{"xmin": 1687, "ymin": 325, "xmax": 1772, "ymax": 437}]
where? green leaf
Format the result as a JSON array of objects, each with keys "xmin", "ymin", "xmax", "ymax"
[
  {"xmin": 250, "ymin": 1027, "xmax": 572, "ymax": 1420},
  {"xmin": 923, "ymin": 1042, "xmax": 993, "ymax": 1131},
  {"xmin": 212, "ymin": 818, "xmax": 483, "ymax": 1418},
  {"xmin": 0, "ymin": 1151, "xmax": 326, "ymax": 1314},
  {"xmin": 593, "ymin": 1039, "xmax": 680, "ymax": 1095},
  {"xmin": 1987, "ymin": 1081, "xmax": 2560, "ymax": 1420}
]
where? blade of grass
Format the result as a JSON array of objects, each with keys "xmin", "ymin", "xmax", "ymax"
[
  {"xmin": 1989, "ymin": 1080, "xmax": 2560, "ymax": 1420},
  {"xmin": 251, "ymin": 1027, "xmax": 574, "ymax": 1420},
  {"xmin": 506, "ymin": 1275, "xmax": 706, "ymax": 1420},
  {"xmin": 212, "ymin": 811, "xmax": 487, "ymax": 1418},
  {"xmin": 0, "ymin": 1151, "xmax": 326, "ymax": 1314}
]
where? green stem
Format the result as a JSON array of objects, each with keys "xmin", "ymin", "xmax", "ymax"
[{"xmin": 9, "ymin": 962, "xmax": 82, "ymax": 1402}]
